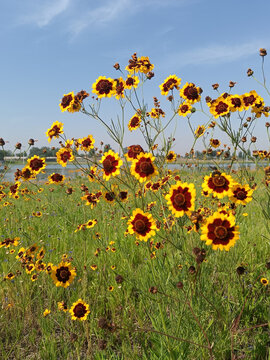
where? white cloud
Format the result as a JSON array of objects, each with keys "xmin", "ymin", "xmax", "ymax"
[
  {"xmin": 20, "ymin": 0, "xmax": 71, "ymax": 27},
  {"xmin": 161, "ymin": 40, "xmax": 270, "ymax": 69},
  {"xmin": 68, "ymin": 0, "xmax": 193, "ymax": 36}
]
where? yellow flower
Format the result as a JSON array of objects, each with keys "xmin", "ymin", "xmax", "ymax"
[
  {"xmin": 59, "ymin": 92, "xmax": 75, "ymax": 112},
  {"xmin": 201, "ymin": 211, "xmax": 239, "ymax": 251},
  {"xmin": 69, "ymin": 299, "xmax": 90, "ymax": 321},
  {"xmin": 165, "ymin": 181, "xmax": 196, "ymax": 217},
  {"xmin": 50, "ymin": 261, "xmax": 76, "ymax": 288},
  {"xmin": 128, "ymin": 114, "xmax": 141, "ymax": 131},
  {"xmin": 43, "ymin": 309, "xmax": 51, "ymax": 317},
  {"xmin": 159, "ymin": 75, "xmax": 181, "ymax": 95},
  {"xmin": 127, "ymin": 208, "xmax": 157, "ymax": 241},
  {"xmin": 130, "ymin": 152, "xmax": 158, "ymax": 183},
  {"xmin": 46, "ymin": 121, "xmax": 64, "ymax": 142},
  {"xmin": 100, "ymin": 150, "xmax": 122, "ymax": 181},
  {"xmin": 78, "ymin": 135, "xmax": 95, "ymax": 151},
  {"xmin": 56, "ymin": 147, "xmax": 74, "ymax": 167},
  {"xmin": 194, "ymin": 125, "xmax": 205, "ymax": 138},
  {"xmin": 92, "ymin": 76, "xmax": 116, "ymax": 98}
]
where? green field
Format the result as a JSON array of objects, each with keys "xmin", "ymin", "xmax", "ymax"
[{"xmin": 0, "ymin": 167, "xmax": 269, "ymax": 360}]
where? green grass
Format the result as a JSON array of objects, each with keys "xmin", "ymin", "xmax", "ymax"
[{"xmin": 0, "ymin": 169, "xmax": 269, "ymax": 360}]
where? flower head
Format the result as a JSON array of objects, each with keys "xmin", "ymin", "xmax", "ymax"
[
  {"xmin": 92, "ymin": 76, "xmax": 116, "ymax": 98},
  {"xmin": 202, "ymin": 171, "xmax": 233, "ymax": 199},
  {"xmin": 130, "ymin": 153, "xmax": 158, "ymax": 183},
  {"xmin": 128, "ymin": 114, "xmax": 141, "ymax": 131},
  {"xmin": 127, "ymin": 208, "xmax": 157, "ymax": 241},
  {"xmin": 60, "ymin": 92, "xmax": 75, "ymax": 112},
  {"xmin": 46, "ymin": 121, "xmax": 64, "ymax": 142},
  {"xmin": 180, "ymin": 83, "xmax": 201, "ymax": 104},
  {"xmin": 159, "ymin": 75, "xmax": 181, "ymax": 95},
  {"xmin": 51, "ymin": 261, "xmax": 76, "ymax": 288},
  {"xmin": 69, "ymin": 299, "xmax": 90, "ymax": 321},
  {"xmin": 165, "ymin": 181, "xmax": 196, "ymax": 217},
  {"xmin": 100, "ymin": 150, "xmax": 122, "ymax": 181},
  {"xmin": 201, "ymin": 211, "xmax": 239, "ymax": 251}
]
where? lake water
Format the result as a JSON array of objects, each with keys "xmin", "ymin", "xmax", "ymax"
[{"xmin": 0, "ymin": 161, "xmax": 266, "ymax": 182}]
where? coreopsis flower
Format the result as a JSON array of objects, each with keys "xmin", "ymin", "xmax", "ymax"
[
  {"xmin": 51, "ymin": 261, "xmax": 76, "ymax": 288},
  {"xmin": 227, "ymin": 95, "xmax": 244, "ymax": 112},
  {"xmin": 166, "ymin": 151, "xmax": 177, "ymax": 163},
  {"xmin": 0, "ymin": 237, "xmax": 20, "ymax": 248},
  {"xmin": 210, "ymin": 139, "xmax": 221, "ymax": 148},
  {"xmin": 43, "ymin": 309, "xmax": 51, "ymax": 317},
  {"xmin": 128, "ymin": 114, "xmax": 141, "ymax": 131},
  {"xmin": 27, "ymin": 156, "xmax": 46, "ymax": 174},
  {"xmin": 209, "ymin": 98, "xmax": 230, "ymax": 118},
  {"xmin": 114, "ymin": 77, "xmax": 125, "ymax": 99},
  {"xmin": 69, "ymin": 299, "xmax": 90, "ymax": 321},
  {"xmin": 58, "ymin": 301, "xmax": 68, "ymax": 312},
  {"xmin": 180, "ymin": 82, "xmax": 201, "ymax": 104},
  {"xmin": 242, "ymin": 90, "xmax": 260, "ymax": 110},
  {"xmin": 178, "ymin": 102, "xmax": 192, "ymax": 117},
  {"xmin": 100, "ymin": 150, "xmax": 122, "ymax": 181},
  {"xmin": 20, "ymin": 166, "xmax": 36, "ymax": 181},
  {"xmin": 9, "ymin": 182, "xmax": 21, "ymax": 197},
  {"xmin": 200, "ymin": 211, "xmax": 239, "ymax": 251},
  {"xmin": 92, "ymin": 76, "xmax": 116, "ymax": 98},
  {"xmin": 138, "ymin": 56, "xmax": 154, "ymax": 74},
  {"xmin": 202, "ymin": 171, "xmax": 233, "ymax": 199},
  {"xmin": 149, "ymin": 108, "xmax": 165, "ymax": 118},
  {"xmin": 103, "ymin": 190, "xmax": 116, "ymax": 204},
  {"xmin": 59, "ymin": 92, "xmax": 75, "ymax": 112},
  {"xmin": 165, "ymin": 181, "xmax": 196, "ymax": 217},
  {"xmin": 159, "ymin": 75, "xmax": 181, "ymax": 95},
  {"xmin": 78, "ymin": 135, "xmax": 95, "ymax": 151},
  {"xmin": 260, "ymin": 278, "xmax": 269, "ymax": 286},
  {"xmin": 81, "ymin": 192, "xmax": 100, "ymax": 208},
  {"xmin": 56, "ymin": 147, "xmax": 74, "ymax": 167},
  {"xmin": 127, "ymin": 208, "xmax": 157, "ymax": 241},
  {"xmin": 228, "ymin": 183, "xmax": 253, "ymax": 205},
  {"xmin": 88, "ymin": 166, "xmax": 97, "ymax": 182},
  {"xmin": 48, "ymin": 173, "xmax": 65, "ymax": 184},
  {"xmin": 125, "ymin": 75, "xmax": 139, "ymax": 89},
  {"xmin": 125, "ymin": 145, "xmax": 144, "ymax": 161},
  {"xmin": 194, "ymin": 125, "xmax": 205, "ymax": 138},
  {"xmin": 85, "ymin": 219, "xmax": 97, "ymax": 229},
  {"xmin": 130, "ymin": 152, "xmax": 158, "ymax": 183},
  {"xmin": 46, "ymin": 121, "xmax": 64, "ymax": 142},
  {"xmin": 118, "ymin": 190, "xmax": 128, "ymax": 202}
]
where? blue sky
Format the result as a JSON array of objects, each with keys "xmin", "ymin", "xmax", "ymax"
[{"xmin": 1, "ymin": 0, "xmax": 270, "ymax": 154}]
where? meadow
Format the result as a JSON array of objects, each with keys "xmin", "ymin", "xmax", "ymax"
[{"xmin": 1, "ymin": 51, "xmax": 270, "ymax": 359}]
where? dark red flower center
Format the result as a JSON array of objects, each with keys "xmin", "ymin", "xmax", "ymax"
[
  {"xmin": 130, "ymin": 116, "xmax": 140, "ymax": 128},
  {"xmin": 56, "ymin": 267, "xmax": 71, "ymax": 283},
  {"xmin": 212, "ymin": 175, "xmax": 226, "ymax": 187},
  {"xmin": 215, "ymin": 101, "xmax": 229, "ymax": 114},
  {"xmin": 214, "ymin": 226, "xmax": 228, "ymax": 239},
  {"xmin": 174, "ymin": 193, "xmax": 186, "ymax": 206},
  {"xmin": 51, "ymin": 173, "xmax": 63, "ymax": 182},
  {"xmin": 231, "ymin": 98, "xmax": 241, "ymax": 107},
  {"xmin": 96, "ymin": 80, "xmax": 113, "ymax": 95},
  {"xmin": 103, "ymin": 158, "xmax": 113, "ymax": 172},
  {"xmin": 61, "ymin": 94, "xmax": 73, "ymax": 108},
  {"xmin": 184, "ymin": 85, "xmax": 198, "ymax": 100},
  {"xmin": 163, "ymin": 78, "xmax": 177, "ymax": 92},
  {"xmin": 180, "ymin": 105, "xmax": 189, "ymax": 113},
  {"xmin": 82, "ymin": 138, "xmax": 92, "ymax": 147},
  {"xmin": 139, "ymin": 160, "xmax": 154, "ymax": 175},
  {"xmin": 30, "ymin": 158, "xmax": 44, "ymax": 171},
  {"xmin": 234, "ymin": 189, "xmax": 247, "ymax": 200},
  {"xmin": 61, "ymin": 151, "xmax": 71, "ymax": 162},
  {"xmin": 243, "ymin": 95, "xmax": 256, "ymax": 106},
  {"xmin": 134, "ymin": 219, "xmax": 146, "ymax": 232},
  {"xmin": 73, "ymin": 303, "xmax": 86, "ymax": 318}
]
